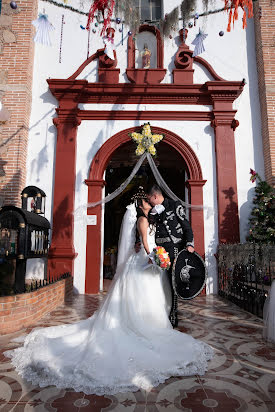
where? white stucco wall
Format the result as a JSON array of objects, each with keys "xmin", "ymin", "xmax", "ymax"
[{"xmin": 25, "ymin": 0, "xmax": 264, "ymax": 293}]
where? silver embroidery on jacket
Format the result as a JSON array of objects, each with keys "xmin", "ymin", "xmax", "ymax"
[{"xmin": 176, "ymin": 205, "xmax": 186, "ymax": 221}]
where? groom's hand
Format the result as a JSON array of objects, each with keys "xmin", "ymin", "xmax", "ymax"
[
  {"xmin": 187, "ymin": 246, "xmax": 195, "ymax": 253},
  {"xmin": 134, "ymin": 242, "xmax": 141, "ymax": 253}
]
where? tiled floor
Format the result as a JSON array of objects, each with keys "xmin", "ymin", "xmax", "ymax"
[{"xmin": 0, "ymin": 293, "xmax": 274, "ymax": 411}]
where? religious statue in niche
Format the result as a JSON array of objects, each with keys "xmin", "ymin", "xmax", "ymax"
[
  {"xmin": 30, "ymin": 197, "xmax": 36, "ymax": 212},
  {"xmin": 140, "ymin": 43, "xmax": 151, "ymax": 69}
]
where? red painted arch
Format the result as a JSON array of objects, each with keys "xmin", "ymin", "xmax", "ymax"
[
  {"xmin": 89, "ymin": 126, "xmax": 203, "ymax": 181},
  {"xmin": 85, "ymin": 126, "xmax": 206, "ymax": 294}
]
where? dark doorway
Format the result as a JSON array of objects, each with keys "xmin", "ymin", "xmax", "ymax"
[{"xmin": 103, "ymin": 140, "xmax": 189, "ymax": 287}]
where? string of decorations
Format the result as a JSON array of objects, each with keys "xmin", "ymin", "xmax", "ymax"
[
  {"xmin": 59, "ymin": 14, "xmax": 65, "ymax": 63},
  {"xmin": 40, "ymin": 0, "xmax": 254, "ymax": 36}
]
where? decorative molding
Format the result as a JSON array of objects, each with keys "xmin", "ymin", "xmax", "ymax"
[
  {"xmin": 126, "ymin": 68, "xmax": 166, "ymax": 84},
  {"xmin": 67, "ymin": 50, "xmax": 103, "ymax": 80},
  {"xmin": 186, "ymin": 179, "xmax": 207, "ymax": 187},
  {"xmin": 84, "ymin": 179, "xmax": 106, "ymax": 187},
  {"xmin": 126, "ymin": 24, "xmax": 166, "ymax": 84},
  {"xmin": 231, "ymin": 119, "xmax": 240, "ymax": 131},
  {"xmin": 47, "ymin": 80, "xmax": 244, "ymax": 106},
  {"xmin": 194, "ymin": 56, "xmax": 225, "ymax": 82},
  {"xmin": 127, "ymin": 24, "xmax": 164, "ymax": 70},
  {"xmin": 54, "ymin": 109, "xmax": 82, "ymax": 126}
]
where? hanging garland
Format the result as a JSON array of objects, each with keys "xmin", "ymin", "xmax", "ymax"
[
  {"xmin": 86, "ymin": 0, "xmax": 115, "ymax": 35},
  {"xmin": 40, "ymin": 0, "xmax": 254, "ymax": 37},
  {"xmin": 225, "ymin": 0, "xmax": 253, "ymax": 31}
]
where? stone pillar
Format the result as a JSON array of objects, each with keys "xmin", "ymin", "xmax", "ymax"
[
  {"xmin": 85, "ymin": 179, "xmax": 106, "ymax": 294},
  {"xmin": 47, "ymin": 108, "xmax": 80, "ymax": 278},
  {"xmin": 211, "ymin": 111, "xmax": 240, "ymax": 243}
]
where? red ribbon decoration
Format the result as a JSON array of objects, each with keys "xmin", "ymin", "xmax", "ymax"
[
  {"xmin": 86, "ymin": 0, "xmax": 115, "ymax": 36},
  {"xmin": 225, "ymin": 0, "xmax": 253, "ymax": 31}
]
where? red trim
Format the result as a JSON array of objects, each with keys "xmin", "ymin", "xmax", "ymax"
[
  {"xmin": 186, "ymin": 179, "xmax": 207, "ymax": 258},
  {"xmin": 126, "ymin": 24, "xmax": 165, "ymax": 84},
  {"xmin": 127, "ymin": 24, "xmax": 164, "ymax": 69},
  {"xmin": 194, "ymin": 56, "xmax": 225, "ymax": 81},
  {"xmin": 47, "ymin": 114, "xmax": 80, "ymax": 280},
  {"xmin": 48, "ymin": 80, "xmax": 244, "ymax": 106},
  {"xmin": 68, "ymin": 50, "xmax": 103, "ymax": 80},
  {"xmin": 84, "ymin": 179, "xmax": 106, "ymax": 294},
  {"xmin": 89, "ymin": 127, "xmax": 203, "ymax": 181},
  {"xmin": 85, "ymin": 127, "xmax": 206, "ymax": 294},
  {"xmin": 211, "ymin": 116, "xmax": 240, "ymax": 243}
]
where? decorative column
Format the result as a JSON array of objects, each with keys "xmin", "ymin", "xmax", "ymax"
[
  {"xmin": 210, "ymin": 103, "xmax": 240, "ymax": 243},
  {"xmin": 47, "ymin": 107, "xmax": 81, "ymax": 278},
  {"xmin": 84, "ymin": 179, "xmax": 106, "ymax": 294},
  {"xmin": 186, "ymin": 179, "xmax": 207, "ymax": 257}
]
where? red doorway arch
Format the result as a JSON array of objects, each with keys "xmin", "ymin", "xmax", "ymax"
[{"xmin": 85, "ymin": 126, "xmax": 206, "ymax": 294}]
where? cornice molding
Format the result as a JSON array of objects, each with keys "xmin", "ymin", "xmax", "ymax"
[{"xmin": 47, "ymin": 81, "xmax": 244, "ymax": 106}]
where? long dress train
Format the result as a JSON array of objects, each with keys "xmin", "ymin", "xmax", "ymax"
[{"xmin": 5, "ymin": 225, "xmax": 213, "ymax": 395}]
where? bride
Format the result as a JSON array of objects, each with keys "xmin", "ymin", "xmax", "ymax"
[{"xmin": 5, "ymin": 190, "xmax": 213, "ymax": 395}]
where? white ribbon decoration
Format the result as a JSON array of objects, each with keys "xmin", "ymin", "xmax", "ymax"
[{"xmin": 74, "ymin": 151, "xmax": 207, "ymax": 222}]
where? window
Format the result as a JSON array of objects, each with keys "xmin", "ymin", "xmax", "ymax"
[{"xmin": 135, "ymin": 0, "xmax": 162, "ymax": 22}]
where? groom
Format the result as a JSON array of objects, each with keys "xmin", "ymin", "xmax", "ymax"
[{"xmin": 146, "ymin": 184, "xmax": 194, "ymax": 328}]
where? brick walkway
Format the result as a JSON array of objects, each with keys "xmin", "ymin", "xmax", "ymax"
[{"xmin": 0, "ymin": 294, "xmax": 274, "ymax": 411}]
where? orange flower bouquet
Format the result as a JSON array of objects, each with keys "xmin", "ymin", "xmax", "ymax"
[{"xmin": 152, "ymin": 246, "xmax": 171, "ymax": 270}]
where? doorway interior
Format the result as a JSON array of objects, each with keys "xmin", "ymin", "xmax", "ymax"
[{"xmin": 102, "ymin": 140, "xmax": 190, "ymax": 290}]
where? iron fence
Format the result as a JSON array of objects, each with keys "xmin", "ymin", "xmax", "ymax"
[
  {"xmin": 217, "ymin": 243, "xmax": 275, "ymax": 318},
  {"xmin": 0, "ymin": 272, "xmax": 71, "ymax": 296}
]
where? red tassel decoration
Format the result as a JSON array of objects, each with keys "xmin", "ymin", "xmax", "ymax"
[
  {"xmin": 86, "ymin": 0, "xmax": 115, "ymax": 36},
  {"xmin": 225, "ymin": 0, "xmax": 254, "ymax": 32}
]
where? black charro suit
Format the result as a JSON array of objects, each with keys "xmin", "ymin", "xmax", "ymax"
[{"xmin": 151, "ymin": 198, "xmax": 194, "ymax": 327}]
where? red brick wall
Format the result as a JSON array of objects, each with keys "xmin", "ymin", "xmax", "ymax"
[
  {"xmin": 254, "ymin": 1, "xmax": 275, "ymax": 187},
  {"xmin": 0, "ymin": 276, "xmax": 73, "ymax": 335},
  {"xmin": 0, "ymin": 0, "xmax": 38, "ymax": 206}
]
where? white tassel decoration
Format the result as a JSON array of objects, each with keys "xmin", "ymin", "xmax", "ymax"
[
  {"xmin": 192, "ymin": 28, "xmax": 208, "ymax": 57},
  {"xmin": 32, "ymin": 14, "xmax": 55, "ymax": 46}
]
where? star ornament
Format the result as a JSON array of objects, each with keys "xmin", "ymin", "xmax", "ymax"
[{"xmin": 130, "ymin": 123, "xmax": 164, "ymax": 156}]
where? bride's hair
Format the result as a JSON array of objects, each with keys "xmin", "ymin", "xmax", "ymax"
[
  {"xmin": 135, "ymin": 198, "xmax": 155, "ymax": 236},
  {"xmin": 136, "ymin": 198, "xmax": 146, "ymax": 219}
]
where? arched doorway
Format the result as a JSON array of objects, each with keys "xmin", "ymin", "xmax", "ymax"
[
  {"xmin": 102, "ymin": 140, "xmax": 190, "ymax": 288},
  {"xmin": 85, "ymin": 126, "xmax": 206, "ymax": 294}
]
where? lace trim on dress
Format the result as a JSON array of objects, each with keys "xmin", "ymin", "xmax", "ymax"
[{"xmin": 5, "ymin": 342, "xmax": 213, "ymax": 395}]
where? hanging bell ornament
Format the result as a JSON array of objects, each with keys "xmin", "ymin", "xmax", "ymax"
[
  {"xmin": 92, "ymin": 28, "xmax": 97, "ymax": 33},
  {"xmin": 128, "ymin": 31, "xmax": 132, "ymax": 36},
  {"xmin": 169, "ymin": 34, "xmax": 172, "ymax": 39},
  {"xmin": 195, "ymin": 13, "xmax": 199, "ymax": 19},
  {"xmin": 95, "ymin": 22, "xmax": 99, "ymax": 27},
  {"xmin": 116, "ymin": 18, "xmax": 121, "ymax": 24},
  {"xmin": 80, "ymin": 25, "xmax": 85, "ymax": 30},
  {"xmin": 219, "ymin": 31, "xmax": 224, "ymax": 36},
  {"xmin": 188, "ymin": 22, "xmax": 193, "ymax": 28},
  {"xmin": 10, "ymin": 1, "xmax": 17, "ymax": 9}
]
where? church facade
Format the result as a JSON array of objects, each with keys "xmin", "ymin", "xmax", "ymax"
[{"xmin": 1, "ymin": 0, "xmax": 274, "ymax": 295}]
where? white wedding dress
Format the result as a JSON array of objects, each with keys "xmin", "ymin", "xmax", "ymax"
[{"xmin": 5, "ymin": 204, "xmax": 213, "ymax": 395}]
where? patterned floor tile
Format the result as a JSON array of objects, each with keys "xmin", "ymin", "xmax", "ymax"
[{"xmin": 0, "ymin": 294, "xmax": 274, "ymax": 411}]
